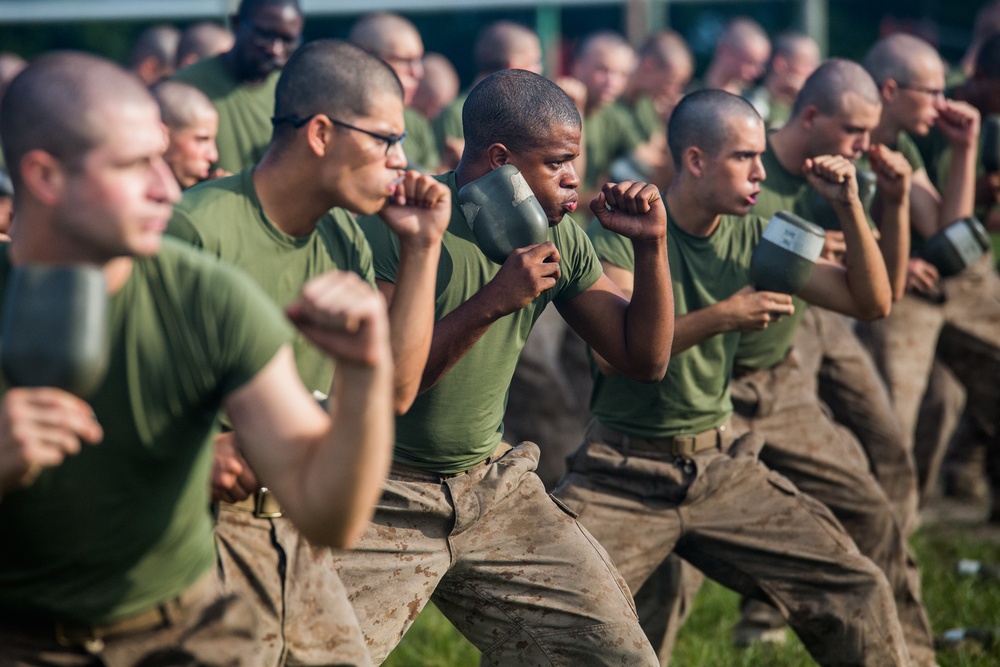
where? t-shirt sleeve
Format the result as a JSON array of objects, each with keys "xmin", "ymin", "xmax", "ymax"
[
  {"xmin": 165, "ymin": 206, "xmax": 206, "ymax": 250},
  {"xmin": 203, "ymin": 258, "xmax": 294, "ymax": 397},
  {"xmin": 897, "ymin": 132, "xmax": 927, "ymax": 172},
  {"xmin": 552, "ymin": 217, "xmax": 604, "ymax": 303},
  {"xmin": 587, "ymin": 217, "xmax": 636, "ymax": 273},
  {"xmin": 357, "ymin": 214, "xmax": 402, "ymax": 284}
]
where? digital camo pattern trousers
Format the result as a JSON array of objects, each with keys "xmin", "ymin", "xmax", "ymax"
[
  {"xmin": 553, "ymin": 420, "xmax": 909, "ymax": 667},
  {"xmin": 330, "ymin": 442, "xmax": 659, "ymax": 666},
  {"xmin": 214, "ymin": 505, "xmax": 373, "ymax": 667}
]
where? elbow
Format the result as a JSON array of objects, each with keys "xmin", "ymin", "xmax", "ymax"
[
  {"xmin": 857, "ymin": 300, "xmax": 891, "ymax": 322},
  {"xmin": 298, "ymin": 514, "xmax": 369, "ymax": 550},
  {"xmin": 625, "ymin": 357, "xmax": 670, "ymax": 384}
]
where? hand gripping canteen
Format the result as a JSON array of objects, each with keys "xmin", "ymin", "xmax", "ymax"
[
  {"xmin": 922, "ymin": 216, "xmax": 991, "ymax": 278},
  {"xmin": 750, "ymin": 211, "xmax": 826, "ymax": 295},
  {"xmin": 457, "ymin": 164, "xmax": 549, "ymax": 265},
  {"xmin": 1, "ymin": 264, "xmax": 110, "ymax": 397}
]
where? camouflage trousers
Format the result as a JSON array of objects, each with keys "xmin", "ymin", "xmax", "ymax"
[
  {"xmin": 859, "ymin": 254, "xmax": 1000, "ymax": 503},
  {"xmin": 330, "ymin": 441, "xmax": 658, "ymax": 666},
  {"xmin": 796, "ymin": 308, "xmax": 919, "ymax": 536},
  {"xmin": 214, "ymin": 503, "xmax": 372, "ymax": 666},
  {"xmin": 553, "ymin": 419, "xmax": 909, "ymax": 667},
  {"xmin": 0, "ymin": 570, "xmax": 256, "ymax": 666}
]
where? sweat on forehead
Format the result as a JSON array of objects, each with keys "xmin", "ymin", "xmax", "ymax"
[{"xmin": 0, "ymin": 52, "xmax": 153, "ymax": 179}]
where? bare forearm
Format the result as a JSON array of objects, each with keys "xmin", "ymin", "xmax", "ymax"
[
  {"xmin": 420, "ymin": 291, "xmax": 501, "ymax": 392},
  {"xmin": 836, "ymin": 199, "xmax": 892, "ymax": 319},
  {"xmin": 299, "ymin": 349, "xmax": 395, "ymax": 547},
  {"xmin": 940, "ymin": 144, "xmax": 976, "ymax": 226},
  {"xmin": 672, "ymin": 307, "xmax": 728, "ymax": 354},
  {"xmin": 876, "ymin": 198, "xmax": 911, "ymax": 301},
  {"xmin": 387, "ymin": 242, "xmax": 441, "ymax": 413},
  {"xmin": 620, "ymin": 239, "xmax": 672, "ymax": 380}
]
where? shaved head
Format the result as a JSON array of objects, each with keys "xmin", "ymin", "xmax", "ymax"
[
  {"xmin": 474, "ymin": 21, "xmax": 542, "ymax": 74},
  {"xmin": 127, "ymin": 24, "xmax": 180, "ymax": 72},
  {"xmin": 237, "ymin": 0, "xmax": 301, "ymax": 22},
  {"xmin": 863, "ymin": 34, "xmax": 942, "ymax": 87},
  {"xmin": 1, "ymin": 52, "xmax": 154, "ymax": 186},
  {"xmin": 348, "ymin": 12, "xmax": 420, "ymax": 55},
  {"xmin": 150, "ymin": 80, "xmax": 216, "ymax": 130},
  {"xmin": 271, "ymin": 39, "xmax": 402, "ymax": 144},
  {"xmin": 639, "ymin": 30, "xmax": 693, "ymax": 72},
  {"xmin": 668, "ymin": 89, "xmax": 762, "ymax": 165},
  {"xmin": 177, "ymin": 22, "xmax": 234, "ymax": 68},
  {"xmin": 463, "ymin": 69, "xmax": 580, "ymax": 159},
  {"xmin": 718, "ymin": 17, "xmax": 769, "ymax": 53},
  {"xmin": 791, "ymin": 58, "xmax": 880, "ymax": 119}
]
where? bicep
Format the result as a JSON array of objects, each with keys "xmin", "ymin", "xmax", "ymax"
[
  {"xmin": 797, "ymin": 260, "xmax": 860, "ymax": 316},
  {"xmin": 910, "ymin": 168, "xmax": 942, "ymax": 238},
  {"xmin": 555, "ymin": 272, "xmax": 631, "ymax": 359},
  {"xmin": 375, "ymin": 278, "xmax": 396, "ymax": 306}
]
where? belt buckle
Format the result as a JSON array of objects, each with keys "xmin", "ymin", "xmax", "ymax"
[
  {"xmin": 55, "ymin": 622, "xmax": 105, "ymax": 653},
  {"xmin": 254, "ymin": 487, "xmax": 282, "ymax": 518}
]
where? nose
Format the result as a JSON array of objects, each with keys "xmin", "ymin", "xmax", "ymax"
[
  {"xmin": 564, "ymin": 162, "xmax": 581, "ymax": 190},
  {"xmin": 857, "ymin": 132, "xmax": 871, "ymax": 154},
  {"xmin": 207, "ymin": 141, "xmax": 219, "ymax": 165},
  {"xmin": 386, "ymin": 141, "xmax": 407, "ymax": 169},
  {"xmin": 752, "ymin": 157, "xmax": 766, "ymax": 182}
]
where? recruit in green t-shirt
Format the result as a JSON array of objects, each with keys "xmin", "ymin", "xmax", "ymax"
[
  {"xmin": 433, "ymin": 91, "xmax": 469, "ymax": 156},
  {"xmin": 359, "ymin": 171, "xmax": 603, "ymax": 473},
  {"xmin": 173, "ymin": 55, "xmax": 279, "ymax": 174},
  {"xmin": 0, "ymin": 239, "xmax": 291, "ymax": 624},
  {"xmin": 614, "ymin": 95, "xmax": 662, "ymax": 142},
  {"xmin": 167, "ymin": 169, "xmax": 375, "ymax": 395},
  {"xmin": 589, "ymin": 213, "xmax": 766, "ymax": 438}
]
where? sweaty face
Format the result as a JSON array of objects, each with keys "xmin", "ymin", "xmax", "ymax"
[
  {"xmin": 234, "ymin": 4, "xmax": 304, "ymax": 79},
  {"xmin": 575, "ymin": 44, "xmax": 635, "ymax": 110},
  {"xmin": 164, "ymin": 110, "xmax": 220, "ymax": 189},
  {"xmin": 806, "ymin": 92, "xmax": 882, "ymax": 160},
  {"xmin": 380, "ymin": 31, "xmax": 425, "ymax": 106},
  {"xmin": 701, "ymin": 115, "xmax": 767, "ymax": 216},
  {"xmin": 503, "ymin": 122, "xmax": 581, "ymax": 226},
  {"xmin": 328, "ymin": 90, "xmax": 408, "ymax": 216},
  {"xmin": 57, "ymin": 100, "xmax": 180, "ymax": 260}
]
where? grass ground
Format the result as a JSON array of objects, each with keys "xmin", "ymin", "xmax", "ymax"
[{"xmin": 384, "ymin": 500, "xmax": 1000, "ymax": 666}]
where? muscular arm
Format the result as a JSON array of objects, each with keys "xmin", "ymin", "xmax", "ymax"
[
  {"xmin": 797, "ymin": 156, "xmax": 892, "ymax": 320},
  {"xmin": 558, "ymin": 183, "xmax": 672, "ymax": 384},
  {"xmin": 226, "ymin": 274, "xmax": 395, "ymax": 549}
]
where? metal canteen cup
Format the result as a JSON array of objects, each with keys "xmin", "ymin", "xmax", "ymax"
[
  {"xmin": 1, "ymin": 264, "xmax": 110, "ymax": 397},
  {"xmin": 457, "ymin": 164, "xmax": 549, "ymax": 265},
  {"xmin": 750, "ymin": 211, "xmax": 826, "ymax": 295},
  {"xmin": 922, "ymin": 216, "xmax": 991, "ymax": 278},
  {"xmin": 809, "ymin": 169, "xmax": 877, "ymax": 230},
  {"xmin": 983, "ymin": 115, "xmax": 1000, "ymax": 173}
]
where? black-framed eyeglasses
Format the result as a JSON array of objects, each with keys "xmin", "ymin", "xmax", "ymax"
[
  {"xmin": 897, "ymin": 83, "xmax": 945, "ymax": 99},
  {"xmin": 247, "ymin": 24, "xmax": 302, "ymax": 51},
  {"xmin": 270, "ymin": 114, "xmax": 407, "ymax": 156}
]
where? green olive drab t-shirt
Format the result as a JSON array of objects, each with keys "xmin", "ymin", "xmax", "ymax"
[
  {"xmin": 360, "ymin": 171, "xmax": 603, "ymax": 473},
  {"xmin": 0, "ymin": 239, "xmax": 290, "ymax": 623},
  {"xmin": 173, "ymin": 55, "xmax": 279, "ymax": 174},
  {"xmin": 404, "ymin": 107, "xmax": 440, "ymax": 173},
  {"xmin": 432, "ymin": 91, "xmax": 469, "ymax": 154},
  {"xmin": 738, "ymin": 140, "xmax": 817, "ymax": 370},
  {"xmin": 616, "ymin": 95, "xmax": 662, "ymax": 141},
  {"xmin": 166, "ymin": 169, "xmax": 375, "ymax": 395},
  {"xmin": 590, "ymin": 214, "xmax": 765, "ymax": 437}
]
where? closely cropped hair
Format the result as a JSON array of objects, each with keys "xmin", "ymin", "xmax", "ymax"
[
  {"xmin": 668, "ymin": 89, "xmax": 761, "ymax": 166},
  {"xmin": 271, "ymin": 39, "xmax": 403, "ymax": 143},
  {"xmin": 791, "ymin": 58, "xmax": 880, "ymax": 119},
  {"xmin": 237, "ymin": 0, "xmax": 301, "ymax": 22},
  {"xmin": 462, "ymin": 69, "xmax": 580, "ymax": 158},
  {"xmin": 1, "ymin": 52, "xmax": 152, "ymax": 184},
  {"xmin": 862, "ymin": 34, "xmax": 939, "ymax": 87},
  {"xmin": 151, "ymin": 80, "xmax": 215, "ymax": 129}
]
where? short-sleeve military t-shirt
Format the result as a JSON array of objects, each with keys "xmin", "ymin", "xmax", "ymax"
[
  {"xmin": 173, "ymin": 56, "xmax": 279, "ymax": 174},
  {"xmin": 583, "ymin": 104, "xmax": 645, "ymax": 190},
  {"xmin": 167, "ymin": 169, "xmax": 375, "ymax": 395},
  {"xmin": 590, "ymin": 213, "xmax": 765, "ymax": 437},
  {"xmin": 404, "ymin": 107, "xmax": 440, "ymax": 173},
  {"xmin": 0, "ymin": 240, "xmax": 290, "ymax": 623},
  {"xmin": 360, "ymin": 171, "xmax": 603, "ymax": 473},
  {"xmin": 616, "ymin": 95, "xmax": 662, "ymax": 141},
  {"xmin": 738, "ymin": 140, "xmax": 818, "ymax": 370}
]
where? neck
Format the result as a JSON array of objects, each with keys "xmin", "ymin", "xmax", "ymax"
[
  {"xmin": 872, "ymin": 117, "xmax": 901, "ymax": 147},
  {"xmin": 8, "ymin": 216, "xmax": 135, "ymax": 293},
  {"xmin": 254, "ymin": 152, "xmax": 334, "ymax": 237},
  {"xmin": 220, "ymin": 48, "xmax": 266, "ymax": 85},
  {"xmin": 454, "ymin": 160, "xmax": 489, "ymax": 190},
  {"xmin": 665, "ymin": 181, "xmax": 722, "ymax": 237},
  {"xmin": 768, "ymin": 127, "xmax": 808, "ymax": 176},
  {"xmin": 705, "ymin": 64, "xmax": 742, "ymax": 95}
]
